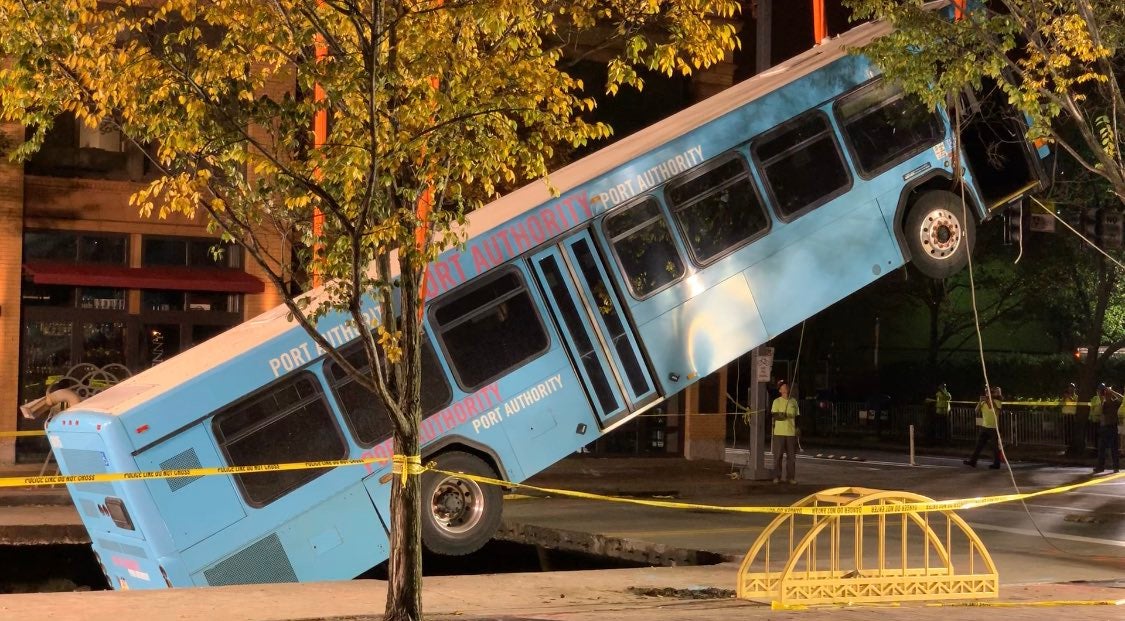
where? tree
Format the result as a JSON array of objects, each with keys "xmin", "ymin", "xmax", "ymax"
[
  {"xmin": 884, "ymin": 246, "xmax": 1046, "ymax": 387},
  {"xmin": 844, "ymin": 0, "xmax": 1125, "ymax": 453},
  {"xmin": 1026, "ymin": 164, "xmax": 1125, "ymax": 453},
  {"xmin": 0, "ymin": 1, "xmax": 737, "ymax": 619}
]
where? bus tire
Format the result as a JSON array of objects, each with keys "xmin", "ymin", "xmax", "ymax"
[
  {"xmin": 421, "ymin": 452, "xmax": 502, "ymax": 556},
  {"xmin": 904, "ymin": 191, "xmax": 976, "ymax": 279}
]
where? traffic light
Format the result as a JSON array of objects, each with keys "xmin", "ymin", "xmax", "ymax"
[
  {"xmin": 1003, "ymin": 203, "xmax": 1024, "ymax": 245},
  {"xmin": 1082, "ymin": 207, "xmax": 1100, "ymax": 240},
  {"xmin": 1099, "ymin": 210, "xmax": 1123, "ymax": 250},
  {"xmin": 1077, "ymin": 208, "xmax": 1124, "ymax": 250}
]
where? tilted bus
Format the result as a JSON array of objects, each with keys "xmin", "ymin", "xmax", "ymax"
[{"xmin": 44, "ymin": 13, "xmax": 1047, "ymax": 589}]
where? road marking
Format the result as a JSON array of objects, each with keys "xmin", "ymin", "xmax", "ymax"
[{"xmin": 970, "ymin": 522, "xmax": 1125, "ymax": 549}]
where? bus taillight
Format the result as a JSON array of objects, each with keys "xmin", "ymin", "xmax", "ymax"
[{"xmin": 105, "ymin": 497, "xmax": 135, "ymax": 531}]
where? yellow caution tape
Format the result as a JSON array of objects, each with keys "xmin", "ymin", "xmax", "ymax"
[
  {"xmin": 391, "ymin": 454, "xmax": 423, "ymax": 487},
  {"xmin": 775, "ymin": 598, "xmax": 1123, "ymax": 610},
  {"xmin": 0, "ymin": 456, "xmax": 388, "ymax": 488},
  {"xmin": 3, "ymin": 447, "xmax": 1122, "ymax": 519},
  {"xmin": 949, "ymin": 400, "xmax": 1095, "ymax": 407},
  {"xmin": 0, "ymin": 430, "xmax": 50, "ymax": 438},
  {"xmin": 429, "ymin": 469, "xmax": 1125, "ymax": 517}
]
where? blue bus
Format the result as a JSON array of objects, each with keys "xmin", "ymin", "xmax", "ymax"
[{"xmin": 45, "ymin": 15, "xmax": 1046, "ymax": 590}]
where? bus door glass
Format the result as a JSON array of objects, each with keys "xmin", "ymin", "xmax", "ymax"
[{"xmin": 531, "ymin": 230, "xmax": 657, "ymax": 426}]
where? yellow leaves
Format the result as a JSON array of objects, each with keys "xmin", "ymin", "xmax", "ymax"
[{"xmin": 378, "ymin": 326, "xmax": 403, "ymax": 364}]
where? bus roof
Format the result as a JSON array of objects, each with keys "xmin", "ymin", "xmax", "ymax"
[{"xmin": 72, "ymin": 17, "xmax": 892, "ymax": 418}]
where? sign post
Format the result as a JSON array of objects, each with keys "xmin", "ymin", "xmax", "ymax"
[{"xmin": 744, "ymin": 346, "xmax": 774, "ymax": 480}]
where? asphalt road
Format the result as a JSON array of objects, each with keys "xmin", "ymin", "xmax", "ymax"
[{"xmin": 507, "ymin": 449, "xmax": 1125, "ymax": 586}]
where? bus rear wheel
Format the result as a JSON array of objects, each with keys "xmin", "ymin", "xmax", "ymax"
[
  {"xmin": 904, "ymin": 191, "xmax": 976, "ymax": 279},
  {"xmin": 421, "ymin": 451, "xmax": 503, "ymax": 556}
]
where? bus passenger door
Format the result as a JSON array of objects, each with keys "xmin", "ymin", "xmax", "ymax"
[{"xmin": 531, "ymin": 230, "xmax": 658, "ymax": 427}]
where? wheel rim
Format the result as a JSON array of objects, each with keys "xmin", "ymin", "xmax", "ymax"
[
  {"xmin": 917, "ymin": 207, "xmax": 963, "ymax": 260},
  {"xmin": 430, "ymin": 474, "xmax": 485, "ymax": 535}
]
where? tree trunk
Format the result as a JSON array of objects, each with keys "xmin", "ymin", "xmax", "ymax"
[
  {"xmin": 385, "ymin": 260, "xmax": 425, "ymax": 620},
  {"xmin": 384, "ymin": 425, "xmax": 422, "ymax": 621},
  {"xmin": 927, "ymin": 296, "xmax": 940, "ymax": 386},
  {"xmin": 1069, "ymin": 255, "xmax": 1111, "ymax": 456}
]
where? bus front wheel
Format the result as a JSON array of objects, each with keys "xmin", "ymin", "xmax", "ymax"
[
  {"xmin": 904, "ymin": 191, "xmax": 976, "ymax": 279},
  {"xmin": 421, "ymin": 451, "xmax": 503, "ymax": 556}
]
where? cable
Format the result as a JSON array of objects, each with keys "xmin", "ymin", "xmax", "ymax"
[
  {"xmin": 1038, "ymin": 196, "xmax": 1125, "ymax": 272},
  {"xmin": 953, "ymin": 102, "xmax": 1102, "ymax": 559}
]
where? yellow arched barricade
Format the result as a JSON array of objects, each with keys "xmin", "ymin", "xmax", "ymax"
[{"xmin": 737, "ymin": 487, "xmax": 998, "ymax": 606}]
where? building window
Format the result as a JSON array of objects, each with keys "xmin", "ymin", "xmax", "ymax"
[
  {"xmin": 143, "ymin": 237, "xmax": 241, "ymax": 268},
  {"xmin": 24, "ymin": 231, "xmax": 127, "ymax": 265},
  {"xmin": 24, "ymin": 112, "xmax": 157, "ymax": 181}
]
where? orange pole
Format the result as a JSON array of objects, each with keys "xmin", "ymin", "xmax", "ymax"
[
  {"xmin": 312, "ymin": 30, "xmax": 327, "ymax": 288},
  {"xmin": 415, "ymin": 4, "xmax": 442, "ymax": 320},
  {"xmin": 812, "ymin": 0, "xmax": 826, "ymax": 44},
  {"xmin": 953, "ymin": 0, "xmax": 966, "ymax": 20}
]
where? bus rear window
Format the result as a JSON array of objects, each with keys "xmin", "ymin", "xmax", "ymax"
[
  {"xmin": 754, "ymin": 112, "xmax": 850, "ymax": 218},
  {"xmin": 605, "ymin": 198, "xmax": 685, "ymax": 297},
  {"xmin": 432, "ymin": 269, "xmax": 549, "ymax": 391},
  {"xmin": 213, "ymin": 374, "xmax": 346, "ymax": 506},
  {"xmin": 327, "ymin": 339, "xmax": 452, "ymax": 445},
  {"xmin": 665, "ymin": 156, "xmax": 769, "ymax": 263},
  {"xmin": 836, "ymin": 79, "xmax": 943, "ymax": 177}
]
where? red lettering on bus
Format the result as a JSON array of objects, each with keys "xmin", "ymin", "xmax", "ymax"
[
  {"xmin": 495, "ymin": 230, "xmax": 514, "ymax": 258},
  {"xmin": 510, "ymin": 222, "xmax": 530, "ymax": 252},
  {"xmin": 541, "ymin": 208, "xmax": 563, "ymax": 236},
  {"xmin": 484, "ymin": 238, "xmax": 504, "ymax": 265},
  {"xmin": 442, "ymin": 409, "xmax": 457, "ymax": 429},
  {"xmin": 434, "ymin": 261, "xmax": 456, "ymax": 291},
  {"xmin": 526, "ymin": 214, "xmax": 546, "ymax": 243},
  {"xmin": 449, "ymin": 255, "xmax": 466, "ymax": 282},
  {"xmin": 452, "ymin": 402, "xmax": 469, "ymax": 423},
  {"xmin": 471, "ymin": 244, "xmax": 490, "ymax": 273},
  {"xmin": 424, "ymin": 266, "xmax": 441, "ymax": 298},
  {"xmin": 574, "ymin": 192, "xmax": 592, "ymax": 218}
]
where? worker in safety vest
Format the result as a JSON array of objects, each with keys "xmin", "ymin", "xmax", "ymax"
[
  {"xmin": 965, "ymin": 386, "xmax": 1002, "ymax": 469},
  {"xmin": 1094, "ymin": 385, "xmax": 1120, "ymax": 474},
  {"xmin": 771, "ymin": 379, "xmax": 799, "ymax": 484},
  {"xmin": 1061, "ymin": 382, "xmax": 1078, "ymax": 450},
  {"xmin": 933, "ymin": 383, "xmax": 952, "ymax": 444}
]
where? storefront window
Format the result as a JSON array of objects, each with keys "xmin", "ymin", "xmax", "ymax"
[
  {"xmin": 142, "ymin": 324, "xmax": 181, "ymax": 368},
  {"xmin": 82, "ymin": 322, "xmax": 127, "ymax": 368},
  {"xmin": 21, "ymin": 321, "xmax": 73, "ymax": 400},
  {"xmin": 192, "ymin": 324, "xmax": 227, "ymax": 345},
  {"xmin": 21, "ymin": 284, "xmax": 75, "ymax": 308},
  {"xmin": 78, "ymin": 287, "xmax": 126, "ymax": 310}
]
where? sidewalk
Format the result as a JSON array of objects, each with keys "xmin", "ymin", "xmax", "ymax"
[{"xmin": 0, "ymin": 565, "xmax": 1120, "ymax": 621}]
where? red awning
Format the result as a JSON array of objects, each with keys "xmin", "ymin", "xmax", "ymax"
[{"xmin": 23, "ymin": 261, "xmax": 265, "ymax": 294}]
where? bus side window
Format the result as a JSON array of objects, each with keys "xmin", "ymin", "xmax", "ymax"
[
  {"xmin": 665, "ymin": 155, "xmax": 770, "ymax": 264},
  {"xmin": 326, "ymin": 338, "xmax": 452, "ymax": 446},
  {"xmin": 212, "ymin": 373, "xmax": 347, "ymax": 507},
  {"xmin": 431, "ymin": 268, "xmax": 549, "ymax": 391},
  {"xmin": 835, "ymin": 78, "xmax": 944, "ymax": 178},
  {"xmin": 604, "ymin": 198, "xmax": 686, "ymax": 298},
  {"xmin": 753, "ymin": 112, "xmax": 851, "ymax": 218}
]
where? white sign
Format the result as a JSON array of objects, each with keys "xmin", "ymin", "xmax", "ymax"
[
  {"xmin": 756, "ymin": 347, "xmax": 774, "ymax": 382},
  {"xmin": 1029, "ymin": 213, "xmax": 1056, "ymax": 233}
]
